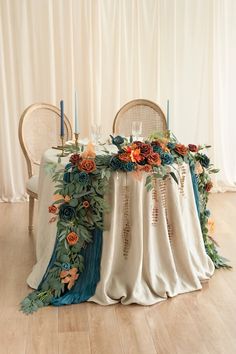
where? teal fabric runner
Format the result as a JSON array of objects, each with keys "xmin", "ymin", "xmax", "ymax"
[
  {"xmin": 38, "ymin": 228, "xmax": 103, "ymax": 306},
  {"xmin": 189, "ymin": 164, "xmax": 200, "ymax": 216}
]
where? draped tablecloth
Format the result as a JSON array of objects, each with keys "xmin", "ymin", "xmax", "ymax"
[{"xmin": 27, "ymin": 147, "xmax": 214, "ymax": 305}]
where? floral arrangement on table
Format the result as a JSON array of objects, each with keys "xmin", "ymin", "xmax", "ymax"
[{"xmin": 20, "ymin": 132, "xmax": 230, "ymax": 314}]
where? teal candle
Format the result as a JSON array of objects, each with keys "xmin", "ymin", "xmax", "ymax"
[
  {"xmin": 60, "ymin": 100, "xmax": 64, "ymax": 136},
  {"xmin": 74, "ymin": 91, "xmax": 79, "ymax": 133},
  {"xmin": 167, "ymin": 99, "xmax": 170, "ymax": 130}
]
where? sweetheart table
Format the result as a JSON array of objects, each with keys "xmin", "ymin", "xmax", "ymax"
[{"xmin": 26, "ymin": 144, "xmax": 214, "ymax": 308}]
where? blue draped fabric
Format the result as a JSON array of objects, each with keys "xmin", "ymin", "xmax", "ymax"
[
  {"xmin": 38, "ymin": 229, "xmax": 103, "ymax": 306},
  {"xmin": 189, "ymin": 164, "xmax": 200, "ymax": 217}
]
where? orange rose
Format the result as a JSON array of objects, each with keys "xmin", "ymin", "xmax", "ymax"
[
  {"xmin": 48, "ymin": 205, "xmax": 57, "ymax": 214},
  {"xmin": 66, "ymin": 232, "xmax": 79, "ymax": 245},
  {"xmin": 147, "ymin": 152, "xmax": 161, "ymax": 166},
  {"xmin": 83, "ymin": 201, "xmax": 90, "ymax": 208},
  {"xmin": 79, "ymin": 159, "xmax": 96, "ymax": 173},
  {"xmin": 174, "ymin": 144, "xmax": 188, "ymax": 156}
]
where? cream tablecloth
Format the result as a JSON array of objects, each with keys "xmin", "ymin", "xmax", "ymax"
[{"xmin": 27, "ymin": 147, "xmax": 214, "ymax": 305}]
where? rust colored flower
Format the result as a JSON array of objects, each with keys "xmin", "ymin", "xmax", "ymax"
[
  {"xmin": 60, "ymin": 267, "xmax": 79, "ymax": 290},
  {"xmin": 175, "ymin": 144, "xmax": 188, "ymax": 156},
  {"xmin": 205, "ymin": 181, "xmax": 213, "ymax": 192},
  {"xmin": 132, "ymin": 141, "xmax": 143, "ymax": 148},
  {"xmin": 83, "ymin": 200, "xmax": 90, "ymax": 208},
  {"xmin": 69, "ymin": 153, "xmax": 82, "ymax": 165},
  {"xmin": 118, "ymin": 152, "xmax": 132, "ymax": 162},
  {"xmin": 66, "ymin": 231, "xmax": 79, "ymax": 245},
  {"xmin": 79, "ymin": 159, "xmax": 96, "ymax": 173},
  {"xmin": 188, "ymin": 144, "xmax": 198, "ymax": 152},
  {"xmin": 140, "ymin": 143, "xmax": 152, "ymax": 157},
  {"xmin": 147, "ymin": 152, "xmax": 161, "ymax": 166},
  {"xmin": 140, "ymin": 164, "xmax": 152, "ymax": 172},
  {"xmin": 48, "ymin": 204, "xmax": 57, "ymax": 214}
]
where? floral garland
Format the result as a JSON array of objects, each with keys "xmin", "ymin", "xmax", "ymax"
[{"xmin": 21, "ymin": 133, "xmax": 230, "ymax": 314}]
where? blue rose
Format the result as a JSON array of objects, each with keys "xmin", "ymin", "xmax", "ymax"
[
  {"xmin": 59, "ymin": 204, "xmax": 76, "ymax": 221},
  {"xmin": 167, "ymin": 142, "xmax": 176, "ymax": 150},
  {"xmin": 74, "ymin": 171, "xmax": 89, "ymax": 185},
  {"xmin": 199, "ymin": 154, "xmax": 210, "ymax": 168},
  {"xmin": 204, "ymin": 209, "xmax": 211, "ymax": 217},
  {"xmin": 109, "ymin": 156, "xmax": 122, "ymax": 170},
  {"xmin": 153, "ymin": 145, "xmax": 163, "ymax": 154},
  {"xmin": 110, "ymin": 135, "xmax": 124, "ymax": 146},
  {"xmin": 65, "ymin": 163, "xmax": 73, "ymax": 171},
  {"xmin": 122, "ymin": 162, "xmax": 136, "ymax": 172},
  {"xmin": 62, "ymin": 262, "xmax": 71, "ymax": 270},
  {"xmin": 161, "ymin": 153, "xmax": 174, "ymax": 165}
]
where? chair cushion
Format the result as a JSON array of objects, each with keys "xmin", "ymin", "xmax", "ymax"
[{"xmin": 26, "ymin": 175, "xmax": 39, "ymax": 195}]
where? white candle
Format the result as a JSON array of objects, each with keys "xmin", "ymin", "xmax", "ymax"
[
  {"xmin": 167, "ymin": 99, "xmax": 170, "ymax": 130},
  {"xmin": 74, "ymin": 91, "xmax": 79, "ymax": 133}
]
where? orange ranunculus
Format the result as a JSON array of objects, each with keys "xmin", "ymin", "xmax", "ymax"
[
  {"xmin": 48, "ymin": 205, "xmax": 57, "ymax": 214},
  {"xmin": 60, "ymin": 267, "xmax": 79, "ymax": 290},
  {"xmin": 83, "ymin": 200, "xmax": 90, "ymax": 208},
  {"xmin": 174, "ymin": 144, "xmax": 188, "ymax": 156},
  {"xmin": 131, "ymin": 148, "xmax": 144, "ymax": 163},
  {"xmin": 79, "ymin": 159, "xmax": 96, "ymax": 173},
  {"xmin": 118, "ymin": 152, "xmax": 132, "ymax": 162},
  {"xmin": 207, "ymin": 218, "xmax": 215, "ymax": 236},
  {"xmin": 205, "ymin": 181, "xmax": 213, "ymax": 192},
  {"xmin": 147, "ymin": 152, "xmax": 161, "ymax": 166},
  {"xmin": 81, "ymin": 142, "xmax": 96, "ymax": 159},
  {"xmin": 66, "ymin": 231, "xmax": 79, "ymax": 245},
  {"xmin": 195, "ymin": 161, "xmax": 203, "ymax": 175}
]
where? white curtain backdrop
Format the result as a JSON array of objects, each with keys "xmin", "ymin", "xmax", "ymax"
[{"xmin": 0, "ymin": 0, "xmax": 235, "ymax": 201}]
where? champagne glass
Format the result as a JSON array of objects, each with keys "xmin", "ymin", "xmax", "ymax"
[
  {"xmin": 131, "ymin": 121, "xmax": 142, "ymax": 141},
  {"xmin": 91, "ymin": 124, "xmax": 102, "ymax": 145}
]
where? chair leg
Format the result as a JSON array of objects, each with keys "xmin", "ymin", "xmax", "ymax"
[{"xmin": 29, "ymin": 196, "xmax": 35, "ymax": 233}]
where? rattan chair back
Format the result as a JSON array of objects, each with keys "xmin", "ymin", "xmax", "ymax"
[
  {"xmin": 18, "ymin": 103, "xmax": 72, "ymax": 177},
  {"xmin": 113, "ymin": 99, "xmax": 167, "ymax": 136}
]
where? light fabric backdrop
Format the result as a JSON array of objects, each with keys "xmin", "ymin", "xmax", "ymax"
[{"xmin": 0, "ymin": 0, "xmax": 236, "ymax": 201}]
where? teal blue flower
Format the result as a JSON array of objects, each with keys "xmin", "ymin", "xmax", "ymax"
[
  {"xmin": 74, "ymin": 171, "xmax": 89, "ymax": 185},
  {"xmin": 199, "ymin": 154, "xmax": 210, "ymax": 168},
  {"xmin": 122, "ymin": 162, "xmax": 136, "ymax": 172},
  {"xmin": 110, "ymin": 156, "xmax": 122, "ymax": 170},
  {"xmin": 110, "ymin": 135, "xmax": 124, "ymax": 146},
  {"xmin": 59, "ymin": 204, "xmax": 76, "ymax": 221},
  {"xmin": 62, "ymin": 262, "xmax": 71, "ymax": 270},
  {"xmin": 153, "ymin": 145, "xmax": 163, "ymax": 154},
  {"xmin": 167, "ymin": 142, "xmax": 176, "ymax": 150},
  {"xmin": 161, "ymin": 153, "xmax": 174, "ymax": 165}
]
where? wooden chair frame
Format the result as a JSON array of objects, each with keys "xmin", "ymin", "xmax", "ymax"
[{"xmin": 18, "ymin": 103, "xmax": 72, "ymax": 232}]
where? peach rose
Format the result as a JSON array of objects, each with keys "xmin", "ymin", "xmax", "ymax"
[
  {"xmin": 60, "ymin": 267, "xmax": 79, "ymax": 290},
  {"xmin": 66, "ymin": 232, "xmax": 79, "ymax": 245}
]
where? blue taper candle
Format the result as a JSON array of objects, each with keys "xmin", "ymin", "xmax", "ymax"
[
  {"xmin": 167, "ymin": 99, "xmax": 170, "ymax": 130},
  {"xmin": 60, "ymin": 100, "xmax": 64, "ymax": 136}
]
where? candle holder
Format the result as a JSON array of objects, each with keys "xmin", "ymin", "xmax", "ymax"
[
  {"xmin": 57, "ymin": 135, "xmax": 67, "ymax": 157},
  {"xmin": 74, "ymin": 132, "xmax": 80, "ymax": 152}
]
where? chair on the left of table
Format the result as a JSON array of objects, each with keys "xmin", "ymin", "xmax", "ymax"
[{"xmin": 18, "ymin": 103, "xmax": 73, "ymax": 233}]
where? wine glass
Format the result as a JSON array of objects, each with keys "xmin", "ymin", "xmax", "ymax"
[
  {"xmin": 131, "ymin": 121, "xmax": 142, "ymax": 141},
  {"xmin": 91, "ymin": 124, "xmax": 102, "ymax": 145}
]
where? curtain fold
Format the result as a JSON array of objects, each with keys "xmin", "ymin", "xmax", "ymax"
[{"xmin": 0, "ymin": 0, "xmax": 235, "ymax": 202}]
